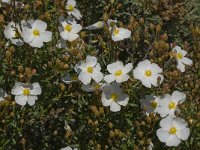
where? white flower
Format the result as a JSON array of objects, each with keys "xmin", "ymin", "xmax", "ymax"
[
  {"xmin": 140, "ymin": 95, "xmax": 161, "ymax": 114},
  {"xmin": 111, "ymin": 27, "xmax": 131, "ymax": 41},
  {"xmin": 156, "ymin": 91, "xmax": 186, "ymax": 118},
  {"xmin": 173, "ymin": 46, "xmax": 193, "ymax": 72},
  {"xmin": 61, "ymin": 146, "xmax": 77, "ymax": 150},
  {"xmin": 133, "ymin": 59, "xmax": 164, "ymax": 88},
  {"xmin": 156, "ymin": 116, "xmax": 190, "ymax": 147},
  {"xmin": 60, "ymin": 19, "xmax": 82, "ymax": 41},
  {"xmin": 104, "ymin": 61, "xmax": 133, "ymax": 83},
  {"xmin": 66, "ymin": 0, "xmax": 82, "ymax": 20},
  {"xmin": 4, "ymin": 21, "xmax": 24, "ymax": 46},
  {"xmin": 22, "ymin": 19, "xmax": 52, "ymax": 48},
  {"xmin": 101, "ymin": 82, "xmax": 129, "ymax": 112},
  {"xmin": 11, "ymin": 82, "xmax": 42, "ymax": 106},
  {"xmin": 0, "ymin": 88, "xmax": 7, "ymax": 101},
  {"xmin": 62, "ymin": 74, "xmax": 78, "ymax": 84},
  {"xmin": 76, "ymin": 55, "xmax": 103, "ymax": 85},
  {"xmin": 82, "ymin": 82, "xmax": 105, "ymax": 92},
  {"xmin": 85, "ymin": 21, "xmax": 104, "ymax": 30}
]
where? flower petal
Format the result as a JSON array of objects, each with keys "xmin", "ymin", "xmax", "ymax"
[
  {"xmin": 181, "ymin": 57, "xmax": 193, "ymax": 66},
  {"xmin": 101, "ymin": 94, "xmax": 112, "ymax": 106},
  {"xmin": 176, "ymin": 128, "xmax": 190, "ymax": 140},
  {"xmin": 11, "ymin": 83, "xmax": 23, "ymax": 95},
  {"xmin": 156, "ymin": 129, "xmax": 170, "ymax": 142},
  {"xmin": 172, "ymin": 91, "xmax": 186, "ymax": 104},
  {"xmin": 40, "ymin": 31, "xmax": 52, "ymax": 42},
  {"xmin": 160, "ymin": 116, "xmax": 173, "ymax": 130},
  {"xmin": 78, "ymin": 72, "xmax": 91, "ymax": 85},
  {"xmin": 15, "ymin": 95, "xmax": 27, "ymax": 106},
  {"xmin": 104, "ymin": 74, "xmax": 115, "ymax": 84},
  {"xmin": 166, "ymin": 135, "xmax": 181, "ymax": 147},
  {"xmin": 86, "ymin": 55, "xmax": 97, "ymax": 67},
  {"xmin": 30, "ymin": 83, "xmax": 42, "ymax": 95},
  {"xmin": 117, "ymin": 94, "xmax": 129, "ymax": 106},
  {"xmin": 110, "ymin": 101, "xmax": 121, "ymax": 112},
  {"xmin": 27, "ymin": 96, "xmax": 37, "ymax": 106},
  {"xmin": 29, "ymin": 37, "xmax": 44, "ymax": 48}
]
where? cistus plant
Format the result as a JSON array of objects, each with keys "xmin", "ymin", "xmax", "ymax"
[{"xmin": 0, "ymin": 0, "xmax": 199, "ymax": 150}]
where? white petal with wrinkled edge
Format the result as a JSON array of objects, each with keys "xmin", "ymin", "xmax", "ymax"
[
  {"xmin": 78, "ymin": 71, "xmax": 91, "ymax": 85},
  {"xmin": 110, "ymin": 101, "xmax": 121, "ymax": 112},
  {"xmin": 181, "ymin": 57, "xmax": 193, "ymax": 66},
  {"xmin": 117, "ymin": 94, "xmax": 129, "ymax": 106},
  {"xmin": 27, "ymin": 96, "xmax": 38, "ymax": 106},
  {"xmin": 177, "ymin": 61, "xmax": 185, "ymax": 72},
  {"xmin": 11, "ymin": 83, "xmax": 24, "ymax": 95},
  {"xmin": 30, "ymin": 37, "xmax": 43, "ymax": 48},
  {"xmin": 30, "ymin": 82, "xmax": 42, "ymax": 95},
  {"xmin": 166, "ymin": 135, "xmax": 181, "ymax": 147},
  {"xmin": 86, "ymin": 55, "xmax": 97, "ymax": 67},
  {"xmin": 172, "ymin": 91, "xmax": 186, "ymax": 103},
  {"xmin": 176, "ymin": 128, "xmax": 190, "ymax": 140},
  {"xmin": 34, "ymin": 20, "xmax": 47, "ymax": 32},
  {"xmin": 160, "ymin": 116, "xmax": 173, "ymax": 129},
  {"xmin": 40, "ymin": 31, "xmax": 52, "ymax": 42},
  {"xmin": 91, "ymin": 71, "xmax": 103, "ymax": 83},
  {"xmin": 104, "ymin": 74, "xmax": 115, "ymax": 84},
  {"xmin": 156, "ymin": 129, "xmax": 170, "ymax": 142},
  {"xmin": 107, "ymin": 61, "xmax": 123, "ymax": 73},
  {"xmin": 101, "ymin": 94, "xmax": 112, "ymax": 106},
  {"xmin": 15, "ymin": 95, "xmax": 27, "ymax": 106},
  {"xmin": 123, "ymin": 63, "xmax": 133, "ymax": 73}
]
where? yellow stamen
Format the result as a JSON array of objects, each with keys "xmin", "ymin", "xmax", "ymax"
[
  {"xmin": 145, "ymin": 70, "xmax": 152, "ymax": 77},
  {"xmin": 94, "ymin": 83, "xmax": 101, "ymax": 89},
  {"xmin": 67, "ymin": 5, "xmax": 74, "ymax": 11},
  {"xmin": 23, "ymin": 88, "xmax": 30, "ymax": 96},
  {"xmin": 64, "ymin": 25, "xmax": 72, "ymax": 32},
  {"xmin": 33, "ymin": 29, "xmax": 40, "ymax": 36},
  {"xmin": 169, "ymin": 127, "xmax": 177, "ymax": 134},
  {"xmin": 97, "ymin": 22, "xmax": 102, "ymax": 27},
  {"xmin": 71, "ymin": 76, "xmax": 78, "ymax": 80},
  {"xmin": 115, "ymin": 70, "xmax": 122, "ymax": 77},
  {"xmin": 87, "ymin": 67, "xmax": 93, "ymax": 73},
  {"xmin": 111, "ymin": 93, "xmax": 118, "ymax": 101},
  {"xmin": 15, "ymin": 31, "xmax": 21, "ymax": 38},
  {"xmin": 168, "ymin": 101, "xmax": 176, "ymax": 109},
  {"xmin": 151, "ymin": 101, "xmax": 157, "ymax": 109},
  {"xmin": 177, "ymin": 53, "xmax": 183, "ymax": 59},
  {"xmin": 113, "ymin": 28, "xmax": 119, "ymax": 36}
]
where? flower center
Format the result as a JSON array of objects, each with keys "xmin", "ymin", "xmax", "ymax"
[
  {"xmin": 93, "ymin": 83, "xmax": 101, "ymax": 89},
  {"xmin": 71, "ymin": 76, "xmax": 78, "ymax": 81},
  {"xmin": 97, "ymin": 22, "xmax": 102, "ymax": 27},
  {"xmin": 169, "ymin": 127, "xmax": 177, "ymax": 134},
  {"xmin": 113, "ymin": 28, "xmax": 119, "ymax": 36},
  {"xmin": 87, "ymin": 67, "xmax": 93, "ymax": 73},
  {"xmin": 67, "ymin": 4, "xmax": 74, "ymax": 11},
  {"xmin": 64, "ymin": 25, "xmax": 72, "ymax": 32},
  {"xmin": 177, "ymin": 53, "xmax": 183, "ymax": 59},
  {"xmin": 15, "ymin": 31, "xmax": 21, "ymax": 38},
  {"xmin": 23, "ymin": 88, "xmax": 30, "ymax": 96},
  {"xmin": 151, "ymin": 101, "xmax": 157, "ymax": 109},
  {"xmin": 145, "ymin": 70, "xmax": 152, "ymax": 77},
  {"xmin": 33, "ymin": 29, "xmax": 40, "ymax": 36},
  {"xmin": 115, "ymin": 70, "xmax": 122, "ymax": 77},
  {"xmin": 168, "ymin": 101, "xmax": 176, "ymax": 109},
  {"xmin": 111, "ymin": 93, "xmax": 118, "ymax": 101}
]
